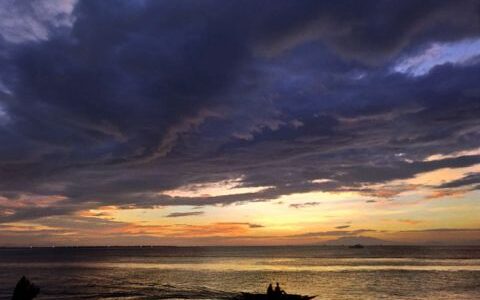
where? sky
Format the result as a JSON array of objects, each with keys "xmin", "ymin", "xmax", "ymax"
[{"xmin": 0, "ymin": 0, "xmax": 480, "ymax": 246}]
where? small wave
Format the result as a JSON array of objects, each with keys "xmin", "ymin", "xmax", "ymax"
[{"xmin": 38, "ymin": 284, "xmax": 238, "ymax": 300}]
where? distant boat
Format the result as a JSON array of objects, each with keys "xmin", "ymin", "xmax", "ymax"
[
  {"xmin": 348, "ymin": 244, "xmax": 365, "ymax": 249},
  {"xmin": 238, "ymin": 293, "xmax": 316, "ymax": 300}
]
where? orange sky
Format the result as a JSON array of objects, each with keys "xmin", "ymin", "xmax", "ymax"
[{"xmin": 2, "ymin": 161, "xmax": 479, "ymax": 246}]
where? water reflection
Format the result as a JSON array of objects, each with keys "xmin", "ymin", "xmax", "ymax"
[{"xmin": 0, "ymin": 246, "xmax": 479, "ymax": 299}]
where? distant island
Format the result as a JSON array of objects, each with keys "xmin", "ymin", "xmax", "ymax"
[{"xmin": 322, "ymin": 236, "xmax": 395, "ymax": 246}]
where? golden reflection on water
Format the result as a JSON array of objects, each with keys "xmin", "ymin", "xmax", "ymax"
[
  {"xmin": 101, "ymin": 262, "xmax": 480, "ymax": 272},
  {"xmin": 7, "ymin": 257, "xmax": 480, "ymax": 272},
  {"xmin": 2, "ymin": 247, "xmax": 480, "ymax": 299}
]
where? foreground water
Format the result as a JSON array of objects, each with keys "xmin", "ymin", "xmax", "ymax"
[{"xmin": 0, "ymin": 246, "xmax": 479, "ymax": 299}]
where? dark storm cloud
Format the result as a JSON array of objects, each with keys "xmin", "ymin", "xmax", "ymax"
[
  {"xmin": 0, "ymin": 202, "xmax": 81, "ymax": 223},
  {"xmin": 254, "ymin": 0, "xmax": 480, "ymax": 63},
  {"xmin": 1, "ymin": 0, "xmax": 480, "ymax": 222}
]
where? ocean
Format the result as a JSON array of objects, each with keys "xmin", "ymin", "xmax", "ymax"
[{"xmin": 0, "ymin": 246, "xmax": 479, "ymax": 299}]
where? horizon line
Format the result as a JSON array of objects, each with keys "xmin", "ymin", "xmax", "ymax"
[{"xmin": 1, "ymin": 244, "xmax": 480, "ymax": 248}]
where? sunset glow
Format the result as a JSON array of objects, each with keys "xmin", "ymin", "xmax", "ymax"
[{"xmin": 1, "ymin": 0, "xmax": 480, "ymax": 247}]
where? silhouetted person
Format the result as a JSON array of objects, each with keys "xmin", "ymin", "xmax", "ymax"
[
  {"xmin": 274, "ymin": 282, "xmax": 282, "ymax": 297},
  {"xmin": 267, "ymin": 283, "xmax": 274, "ymax": 296},
  {"xmin": 12, "ymin": 276, "xmax": 39, "ymax": 300}
]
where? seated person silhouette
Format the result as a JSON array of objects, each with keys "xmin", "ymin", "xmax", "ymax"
[
  {"xmin": 12, "ymin": 276, "xmax": 39, "ymax": 300},
  {"xmin": 274, "ymin": 282, "xmax": 285, "ymax": 297},
  {"xmin": 267, "ymin": 283, "xmax": 274, "ymax": 296}
]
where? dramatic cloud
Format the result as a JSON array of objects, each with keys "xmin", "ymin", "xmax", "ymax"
[
  {"xmin": 0, "ymin": 0, "xmax": 479, "ymax": 245},
  {"xmin": 394, "ymin": 38, "xmax": 480, "ymax": 76}
]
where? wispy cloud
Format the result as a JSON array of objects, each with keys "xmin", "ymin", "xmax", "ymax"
[
  {"xmin": 289, "ymin": 202, "xmax": 322, "ymax": 209},
  {"xmin": 394, "ymin": 38, "xmax": 480, "ymax": 76},
  {"xmin": 289, "ymin": 229, "xmax": 375, "ymax": 238},
  {"xmin": 165, "ymin": 211, "xmax": 204, "ymax": 218}
]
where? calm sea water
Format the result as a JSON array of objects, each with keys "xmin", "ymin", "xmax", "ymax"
[{"xmin": 0, "ymin": 246, "xmax": 479, "ymax": 299}]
